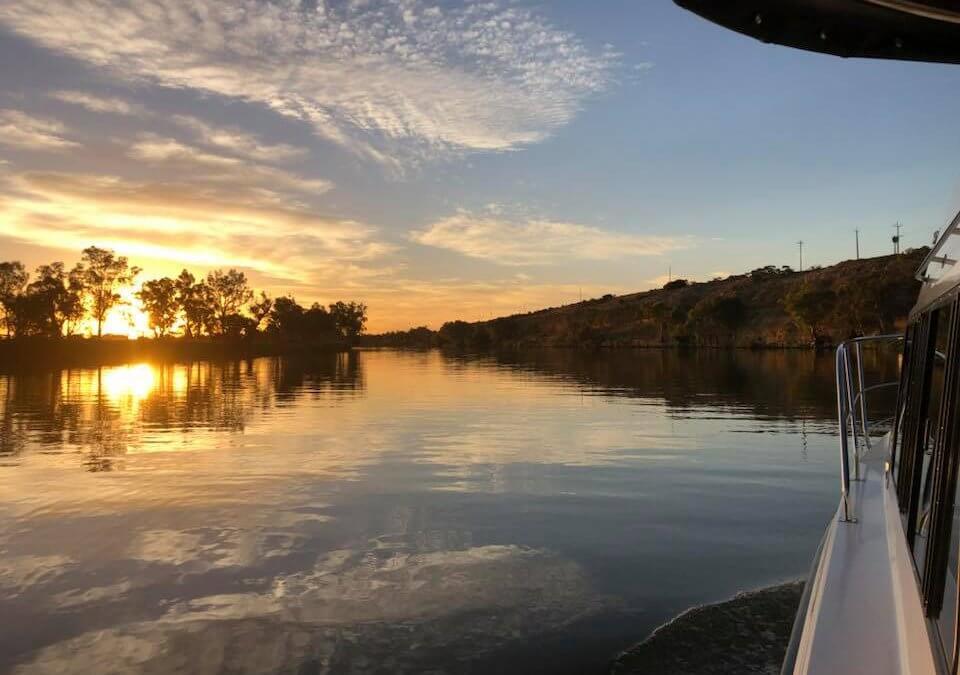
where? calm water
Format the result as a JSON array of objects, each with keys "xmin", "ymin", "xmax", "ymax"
[{"xmin": 0, "ymin": 349, "xmax": 893, "ymax": 674}]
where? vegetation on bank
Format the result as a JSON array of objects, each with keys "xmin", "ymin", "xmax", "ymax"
[
  {"xmin": 362, "ymin": 250, "xmax": 926, "ymax": 350},
  {"xmin": 0, "ymin": 246, "xmax": 368, "ymax": 364}
]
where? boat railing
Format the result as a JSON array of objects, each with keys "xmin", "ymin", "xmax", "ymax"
[{"xmin": 836, "ymin": 334, "xmax": 904, "ymax": 523}]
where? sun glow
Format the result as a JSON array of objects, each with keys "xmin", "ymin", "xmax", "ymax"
[{"xmin": 86, "ymin": 288, "xmax": 152, "ymax": 339}]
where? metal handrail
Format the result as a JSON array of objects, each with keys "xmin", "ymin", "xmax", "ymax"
[{"xmin": 836, "ymin": 334, "xmax": 904, "ymax": 522}]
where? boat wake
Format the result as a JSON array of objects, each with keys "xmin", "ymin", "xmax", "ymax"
[{"xmin": 610, "ymin": 581, "xmax": 803, "ymax": 675}]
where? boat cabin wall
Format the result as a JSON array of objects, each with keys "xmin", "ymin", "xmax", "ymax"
[{"xmin": 892, "ymin": 295, "xmax": 960, "ymax": 670}]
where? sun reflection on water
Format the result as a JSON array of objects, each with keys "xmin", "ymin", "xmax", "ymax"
[{"xmin": 101, "ymin": 363, "xmax": 156, "ymax": 401}]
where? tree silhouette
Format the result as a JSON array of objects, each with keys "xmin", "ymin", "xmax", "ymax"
[
  {"xmin": 77, "ymin": 247, "xmax": 140, "ymax": 337},
  {"xmin": 174, "ymin": 270, "xmax": 213, "ymax": 337},
  {"xmin": 137, "ymin": 277, "xmax": 179, "ymax": 337},
  {"xmin": 249, "ymin": 291, "xmax": 273, "ymax": 332},
  {"xmin": 0, "ymin": 262, "xmax": 28, "ymax": 338},
  {"xmin": 206, "ymin": 269, "xmax": 252, "ymax": 335},
  {"xmin": 9, "ymin": 263, "xmax": 85, "ymax": 337},
  {"xmin": 329, "ymin": 301, "xmax": 367, "ymax": 339}
]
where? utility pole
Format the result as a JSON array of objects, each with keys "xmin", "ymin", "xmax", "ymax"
[
  {"xmin": 797, "ymin": 240, "xmax": 804, "ymax": 272},
  {"xmin": 668, "ymin": 265, "xmax": 672, "ymax": 283},
  {"xmin": 893, "ymin": 222, "xmax": 902, "ymax": 255},
  {"xmin": 855, "ymin": 229, "xmax": 860, "ymax": 260}
]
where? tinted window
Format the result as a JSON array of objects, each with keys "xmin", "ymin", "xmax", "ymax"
[{"xmin": 914, "ymin": 307, "xmax": 952, "ymax": 570}]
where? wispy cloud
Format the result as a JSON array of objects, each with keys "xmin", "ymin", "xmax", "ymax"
[
  {"xmin": 128, "ymin": 134, "xmax": 330, "ymax": 195},
  {"xmin": 170, "ymin": 115, "xmax": 306, "ymax": 163},
  {"xmin": 50, "ymin": 90, "xmax": 143, "ymax": 115},
  {"xmin": 0, "ymin": 109, "xmax": 79, "ymax": 151},
  {"xmin": 412, "ymin": 211, "xmax": 690, "ymax": 266},
  {"xmin": 0, "ymin": 1, "xmax": 619, "ymax": 165}
]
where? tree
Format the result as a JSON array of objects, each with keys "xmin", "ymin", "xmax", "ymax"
[
  {"xmin": 206, "ymin": 269, "xmax": 252, "ymax": 335},
  {"xmin": 438, "ymin": 320, "xmax": 473, "ymax": 348},
  {"xmin": 784, "ymin": 283, "xmax": 837, "ymax": 343},
  {"xmin": 195, "ymin": 283, "xmax": 218, "ymax": 336},
  {"xmin": 304, "ymin": 303, "xmax": 336, "ymax": 336},
  {"xmin": 8, "ymin": 293, "xmax": 47, "ymax": 337},
  {"xmin": 14, "ymin": 263, "xmax": 85, "ymax": 337},
  {"xmin": 268, "ymin": 295, "xmax": 305, "ymax": 334},
  {"xmin": 222, "ymin": 313, "xmax": 258, "ymax": 339},
  {"xmin": 175, "ymin": 270, "xmax": 212, "ymax": 337},
  {"xmin": 663, "ymin": 279, "xmax": 689, "ymax": 290},
  {"xmin": 265, "ymin": 297, "xmax": 338, "ymax": 339},
  {"xmin": 77, "ymin": 246, "xmax": 140, "ymax": 337},
  {"xmin": 0, "ymin": 261, "xmax": 28, "ymax": 337},
  {"xmin": 712, "ymin": 296, "xmax": 747, "ymax": 340},
  {"xmin": 248, "ymin": 291, "xmax": 273, "ymax": 332},
  {"xmin": 137, "ymin": 277, "xmax": 179, "ymax": 337},
  {"xmin": 329, "ymin": 301, "xmax": 367, "ymax": 339}
]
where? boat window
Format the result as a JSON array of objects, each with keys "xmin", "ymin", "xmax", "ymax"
[
  {"xmin": 932, "ymin": 479, "xmax": 960, "ymax": 663},
  {"xmin": 896, "ymin": 311, "xmax": 939, "ymax": 542},
  {"xmin": 914, "ymin": 296, "xmax": 960, "ymax": 666},
  {"xmin": 914, "ymin": 306, "xmax": 952, "ymax": 570}
]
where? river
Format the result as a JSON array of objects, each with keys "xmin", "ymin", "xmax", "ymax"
[{"xmin": 0, "ymin": 349, "xmax": 896, "ymax": 674}]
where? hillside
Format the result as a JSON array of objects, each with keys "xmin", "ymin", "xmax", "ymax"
[{"xmin": 366, "ymin": 249, "xmax": 926, "ymax": 349}]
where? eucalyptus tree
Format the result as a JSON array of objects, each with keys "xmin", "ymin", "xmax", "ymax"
[
  {"xmin": 174, "ymin": 270, "xmax": 213, "ymax": 337},
  {"xmin": 206, "ymin": 269, "xmax": 252, "ymax": 335},
  {"xmin": 77, "ymin": 246, "xmax": 141, "ymax": 337},
  {"xmin": 0, "ymin": 261, "xmax": 28, "ymax": 337},
  {"xmin": 329, "ymin": 301, "xmax": 368, "ymax": 339},
  {"xmin": 137, "ymin": 277, "xmax": 179, "ymax": 337},
  {"xmin": 19, "ymin": 263, "xmax": 85, "ymax": 337},
  {"xmin": 248, "ymin": 291, "xmax": 273, "ymax": 332}
]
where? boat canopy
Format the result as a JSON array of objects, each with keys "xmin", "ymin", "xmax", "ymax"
[{"xmin": 674, "ymin": 0, "xmax": 960, "ymax": 64}]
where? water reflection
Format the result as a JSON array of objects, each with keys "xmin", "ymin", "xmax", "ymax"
[
  {"xmin": 0, "ymin": 354, "xmax": 362, "ymax": 470},
  {"xmin": 0, "ymin": 349, "xmax": 878, "ymax": 673}
]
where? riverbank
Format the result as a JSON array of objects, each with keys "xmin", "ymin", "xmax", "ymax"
[
  {"xmin": 0, "ymin": 336, "xmax": 349, "ymax": 371},
  {"xmin": 610, "ymin": 581, "xmax": 804, "ymax": 675},
  {"xmin": 366, "ymin": 250, "xmax": 923, "ymax": 350}
]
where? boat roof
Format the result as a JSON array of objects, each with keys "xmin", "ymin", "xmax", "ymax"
[{"xmin": 674, "ymin": 1, "xmax": 960, "ymax": 64}]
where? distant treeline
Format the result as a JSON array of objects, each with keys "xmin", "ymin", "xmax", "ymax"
[
  {"xmin": 362, "ymin": 250, "xmax": 926, "ymax": 350},
  {"xmin": 0, "ymin": 246, "xmax": 367, "ymax": 361}
]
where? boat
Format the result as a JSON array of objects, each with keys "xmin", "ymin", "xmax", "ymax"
[{"xmin": 672, "ymin": 2, "xmax": 960, "ymax": 673}]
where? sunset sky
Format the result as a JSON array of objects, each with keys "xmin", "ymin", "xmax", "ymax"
[{"xmin": 2, "ymin": 1, "xmax": 960, "ymax": 332}]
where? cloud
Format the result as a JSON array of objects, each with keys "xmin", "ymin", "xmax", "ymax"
[
  {"xmin": 0, "ymin": 109, "xmax": 79, "ymax": 151},
  {"xmin": 412, "ymin": 212, "xmax": 691, "ymax": 265},
  {"xmin": 0, "ymin": 1, "xmax": 619, "ymax": 165},
  {"xmin": 14, "ymin": 543, "xmax": 603, "ymax": 674},
  {"xmin": 128, "ymin": 134, "xmax": 330, "ymax": 194},
  {"xmin": 170, "ymin": 115, "xmax": 306, "ymax": 163},
  {"xmin": 0, "ymin": 170, "xmax": 388, "ymax": 281},
  {"xmin": 50, "ymin": 90, "xmax": 143, "ymax": 115}
]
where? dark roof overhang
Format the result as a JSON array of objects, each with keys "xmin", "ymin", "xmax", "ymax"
[{"xmin": 674, "ymin": 0, "xmax": 960, "ymax": 64}]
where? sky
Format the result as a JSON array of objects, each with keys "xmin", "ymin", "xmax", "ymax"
[{"xmin": 1, "ymin": 1, "xmax": 960, "ymax": 333}]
